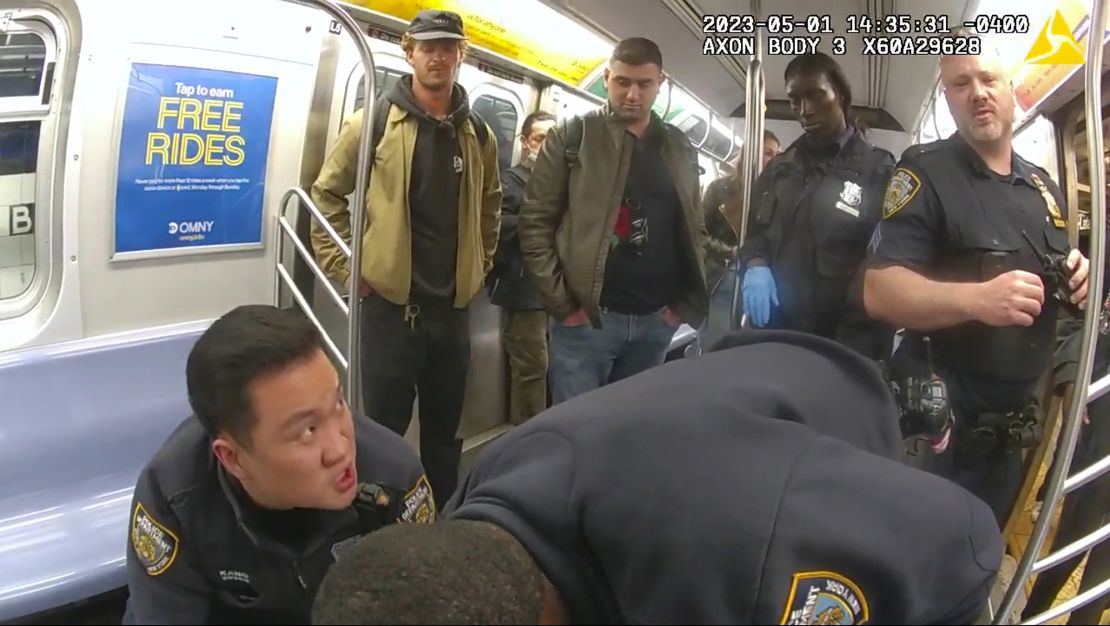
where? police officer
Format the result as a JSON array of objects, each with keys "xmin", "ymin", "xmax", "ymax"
[
  {"xmin": 122, "ymin": 305, "xmax": 434, "ymax": 624},
  {"xmin": 862, "ymin": 46, "xmax": 1090, "ymax": 525},
  {"xmin": 311, "ymin": 330, "xmax": 1003, "ymax": 625},
  {"xmin": 739, "ymin": 53, "xmax": 896, "ymax": 360}
]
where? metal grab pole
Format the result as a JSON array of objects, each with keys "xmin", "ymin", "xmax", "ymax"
[
  {"xmin": 288, "ymin": 0, "xmax": 375, "ymax": 414},
  {"xmin": 992, "ymin": 0, "xmax": 1107, "ymax": 620},
  {"xmin": 730, "ymin": 7, "xmax": 764, "ymax": 330}
]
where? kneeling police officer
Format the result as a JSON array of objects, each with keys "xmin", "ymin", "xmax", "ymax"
[
  {"xmin": 311, "ymin": 330, "xmax": 1003, "ymax": 625},
  {"xmin": 122, "ymin": 305, "xmax": 434, "ymax": 625}
]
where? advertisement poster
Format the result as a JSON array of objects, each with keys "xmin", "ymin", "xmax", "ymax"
[{"xmin": 114, "ymin": 63, "xmax": 278, "ymax": 256}]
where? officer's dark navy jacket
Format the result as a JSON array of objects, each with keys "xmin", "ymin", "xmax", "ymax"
[
  {"xmin": 123, "ymin": 414, "xmax": 431, "ymax": 625},
  {"xmin": 444, "ymin": 330, "xmax": 1003, "ymax": 624},
  {"xmin": 869, "ymin": 132, "xmax": 1072, "ymax": 403},
  {"xmin": 739, "ymin": 126, "xmax": 894, "ymax": 349}
]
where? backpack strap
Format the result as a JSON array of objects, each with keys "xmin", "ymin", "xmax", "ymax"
[
  {"xmin": 468, "ymin": 110, "xmax": 489, "ymax": 147},
  {"xmin": 369, "ymin": 95, "xmax": 391, "ymax": 166},
  {"xmin": 564, "ymin": 115, "xmax": 585, "ymax": 167}
]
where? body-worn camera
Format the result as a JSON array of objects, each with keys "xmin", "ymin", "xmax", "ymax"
[{"xmin": 1021, "ymin": 230, "xmax": 1078, "ymax": 313}]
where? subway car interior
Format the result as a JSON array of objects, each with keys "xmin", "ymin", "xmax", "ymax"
[{"xmin": 0, "ymin": 0, "xmax": 1108, "ymax": 623}]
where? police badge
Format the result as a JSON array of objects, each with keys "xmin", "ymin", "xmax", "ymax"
[{"xmin": 840, "ymin": 181, "xmax": 862, "ymax": 207}]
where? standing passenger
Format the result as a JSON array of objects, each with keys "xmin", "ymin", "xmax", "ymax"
[
  {"xmin": 309, "ymin": 10, "xmax": 502, "ymax": 509},
  {"xmin": 739, "ymin": 52, "xmax": 895, "ymax": 360},
  {"xmin": 489, "ymin": 111, "xmax": 559, "ymax": 424},
  {"xmin": 700, "ymin": 129, "xmax": 780, "ymax": 349},
  {"xmin": 519, "ymin": 37, "xmax": 708, "ymax": 404}
]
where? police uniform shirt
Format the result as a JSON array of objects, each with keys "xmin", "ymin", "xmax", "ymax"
[
  {"xmin": 740, "ymin": 126, "xmax": 895, "ymax": 336},
  {"xmin": 868, "ymin": 132, "xmax": 1071, "ymax": 393},
  {"xmin": 444, "ymin": 330, "xmax": 1002, "ymax": 624},
  {"xmin": 123, "ymin": 414, "xmax": 433, "ymax": 625}
]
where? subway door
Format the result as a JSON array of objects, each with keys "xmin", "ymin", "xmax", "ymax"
[{"xmin": 455, "ymin": 63, "xmax": 535, "ymax": 465}]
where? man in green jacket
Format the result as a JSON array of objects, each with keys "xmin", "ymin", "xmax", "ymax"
[
  {"xmin": 309, "ymin": 10, "xmax": 501, "ymax": 509},
  {"xmin": 518, "ymin": 37, "xmax": 708, "ymax": 404}
]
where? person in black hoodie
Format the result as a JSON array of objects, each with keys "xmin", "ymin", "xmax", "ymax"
[
  {"xmin": 489, "ymin": 110, "xmax": 558, "ymax": 425},
  {"xmin": 309, "ymin": 9, "xmax": 501, "ymax": 512},
  {"xmin": 311, "ymin": 330, "xmax": 1003, "ymax": 625}
]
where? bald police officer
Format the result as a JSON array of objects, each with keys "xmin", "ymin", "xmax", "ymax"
[
  {"xmin": 311, "ymin": 330, "xmax": 1003, "ymax": 625},
  {"xmin": 862, "ymin": 47, "xmax": 1090, "ymax": 525},
  {"xmin": 123, "ymin": 306, "xmax": 434, "ymax": 624}
]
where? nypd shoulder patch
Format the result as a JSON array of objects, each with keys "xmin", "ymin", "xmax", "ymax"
[
  {"xmin": 399, "ymin": 474, "xmax": 435, "ymax": 524},
  {"xmin": 780, "ymin": 571, "xmax": 870, "ymax": 625},
  {"xmin": 131, "ymin": 502, "xmax": 180, "ymax": 577},
  {"xmin": 882, "ymin": 167, "xmax": 921, "ymax": 220}
]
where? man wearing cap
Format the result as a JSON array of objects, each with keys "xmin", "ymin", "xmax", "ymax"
[
  {"xmin": 310, "ymin": 10, "xmax": 501, "ymax": 510},
  {"xmin": 310, "ymin": 330, "xmax": 1003, "ymax": 625}
]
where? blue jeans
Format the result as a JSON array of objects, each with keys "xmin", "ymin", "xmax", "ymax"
[{"xmin": 548, "ymin": 308, "xmax": 678, "ymax": 404}]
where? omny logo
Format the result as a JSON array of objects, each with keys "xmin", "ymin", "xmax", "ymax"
[
  {"xmin": 1025, "ymin": 9, "xmax": 1085, "ymax": 65},
  {"xmin": 168, "ymin": 220, "xmax": 215, "ymax": 241},
  {"xmin": 0, "ymin": 204, "xmax": 35, "ymax": 237}
]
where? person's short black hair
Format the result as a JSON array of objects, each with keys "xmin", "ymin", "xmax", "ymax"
[
  {"xmin": 610, "ymin": 36, "xmax": 663, "ymax": 68},
  {"xmin": 784, "ymin": 52, "xmax": 854, "ymax": 124},
  {"xmin": 521, "ymin": 110, "xmax": 557, "ymax": 138},
  {"xmin": 186, "ymin": 304, "xmax": 325, "ymax": 447},
  {"xmin": 311, "ymin": 520, "xmax": 545, "ymax": 624}
]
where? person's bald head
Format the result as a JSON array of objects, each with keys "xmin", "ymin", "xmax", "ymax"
[{"xmin": 939, "ymin": 37, "xmax": 1016, "ymax": 146}]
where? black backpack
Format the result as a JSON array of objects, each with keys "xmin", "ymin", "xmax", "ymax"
[{"xmin": 365, "ymin": 95, "xmax": 489, "ymax": 172}]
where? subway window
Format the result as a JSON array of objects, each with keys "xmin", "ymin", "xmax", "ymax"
[
  {"xmin": 678, "ymin": 115, "xmax": 709, "ymax": 147},
  {"xmin": 1, "ymin": 19, "xmax": 58, "ymax": 305},
  {"xmin": 0, "ymin": 121, "xmax": 38, "ymax": 299},
  {"xmin": 471, "ymin": 94, "xmax": 517, "ymax": 172},
  {"xmin": 0, "ymin": 31, "xmax": 48, "ymax": 98}
]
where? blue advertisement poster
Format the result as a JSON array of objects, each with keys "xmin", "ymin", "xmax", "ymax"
[{"xmin": 114, "ymin": 63, "xmax": 278, "ymax": 256}]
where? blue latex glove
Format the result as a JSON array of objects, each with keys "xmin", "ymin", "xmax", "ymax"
[{"xmin": 742, "ymin": 265, "xmax": 779, "ymax": 328}]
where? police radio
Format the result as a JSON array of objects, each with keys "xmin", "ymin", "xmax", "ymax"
[
  {"xmin": 884, "ymin": 337, "xmax": 954, "ymax": 443},
  {"xmin": 1021, "ymin": 230, "xmax": 1079, "ymax": 314}
]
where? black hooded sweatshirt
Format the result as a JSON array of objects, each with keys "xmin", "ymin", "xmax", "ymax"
[{"xmin": 386, "ymin": 75, "xmax": 471, "ymax": 301}]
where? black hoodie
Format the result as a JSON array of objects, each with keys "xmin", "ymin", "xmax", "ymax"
[
  {"xmin": 386, "ymin": 75, "xmax": 472, "ymax": 301},
  {"xmin": 445, "ymin": 330, "xmax": 1002, "ymax": 624}
]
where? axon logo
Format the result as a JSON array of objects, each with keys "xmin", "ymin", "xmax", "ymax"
[{"xmin": 168, "ymin": 220, "xmax": 215, "ymax": 235}]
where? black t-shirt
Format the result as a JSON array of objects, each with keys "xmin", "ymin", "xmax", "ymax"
[
  {"xmin": 599, "ymin": 120, "xmax": 683, "ymax": 314},
  {"xmin": 408, "ymin": 117, "xmax": 462, "ymax": 300}
]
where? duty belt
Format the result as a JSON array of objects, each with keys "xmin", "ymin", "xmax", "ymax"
[{"xmin": 953, "ymin": 400, "xmax": 1043, "ymax": 467}]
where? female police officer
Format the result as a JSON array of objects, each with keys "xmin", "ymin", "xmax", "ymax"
[
  {"xmin": 739, "ymin": 52, "xmax": 895, "ymax": 359},
  {"xmin": 122, "ymin": 305, "xmax": 433, "ymax": 624}
]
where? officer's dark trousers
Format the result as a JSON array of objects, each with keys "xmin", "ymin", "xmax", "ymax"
[
  {"xmin": 1021, "ymin": 394, "xmax": 1110, "ymax": 624},
  {"xmin": 361, "ymin": 293, "xmax": 469, "ymax": 510}
]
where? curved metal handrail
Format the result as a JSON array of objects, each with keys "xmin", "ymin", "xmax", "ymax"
[
  {"xmin": 993, "ymin": 0, "xmax": 1109, "ymax": 621},
  {"xmin": 272, "ymin": 0, "xmax": 375, "ymax": 414}
]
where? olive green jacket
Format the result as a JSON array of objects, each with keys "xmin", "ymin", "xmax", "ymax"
[
  {"xmin": 309, "ymin": 104, "xmax": 502, "ymax": 308},
  {"xmin": 518, "ymin": 105, "xmax": 708, "ymax": 326}
]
